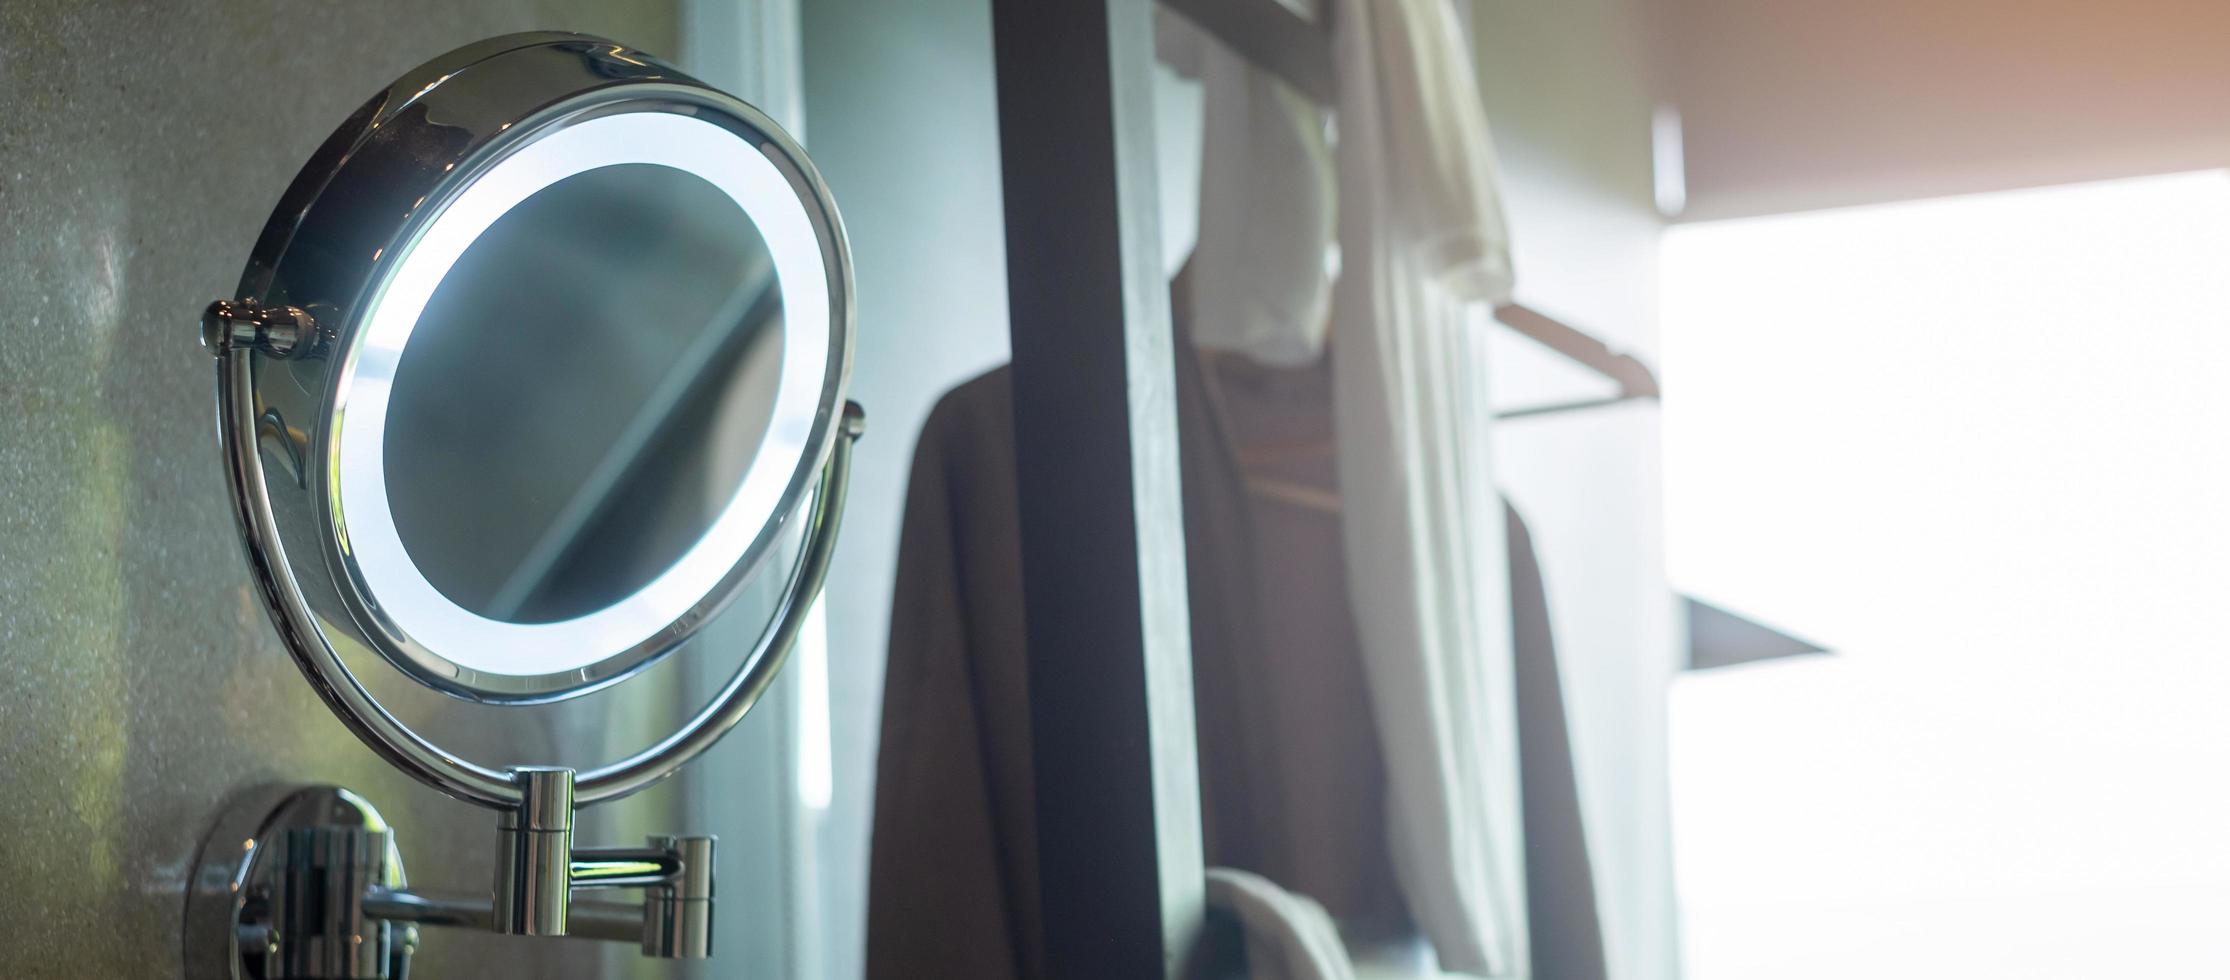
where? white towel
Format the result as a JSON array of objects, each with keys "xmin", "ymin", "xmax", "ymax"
[
  {"xmin": 1205, "ymin": 868, "xmax": 1483, "ymax": 980},
  {"xmin": 1154, "ymin": 7, "xmax": 1340, "ymax": 367},
  {"xmin": 1206, "ymin": 868, "xmax": 1358, "ymax": 980},
  {"xmin": 1330, "ymin": 0, "xmax": 1527, "ymax": 976}
]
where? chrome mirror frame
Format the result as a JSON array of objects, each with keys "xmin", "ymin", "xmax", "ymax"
[
  {"xmin": 213, "ymin": 31, "xmax": 853, "ymax": 705},
  {"xmin": 187, "ymin": 33, "xmax": 861, "ymax": 977}
]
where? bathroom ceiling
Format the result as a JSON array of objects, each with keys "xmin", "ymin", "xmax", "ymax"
[{"xmin": 1653, "ymin": 0, "xmax": 2230, "ymax": 220}]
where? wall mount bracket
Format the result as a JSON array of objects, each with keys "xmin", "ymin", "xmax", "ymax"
[{"xmin": 184, "ymin": 773, "xmax": 715, "ymax": 980}]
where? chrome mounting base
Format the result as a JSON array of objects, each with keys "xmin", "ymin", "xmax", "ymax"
[{"xmin": 184, "ymin": 773, "xmax": 714, "ymax": 980}]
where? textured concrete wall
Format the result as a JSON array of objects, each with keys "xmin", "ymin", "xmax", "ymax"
[{"xmin": 0, "ymin": 5, "xmax": 767, "ymax": 978}]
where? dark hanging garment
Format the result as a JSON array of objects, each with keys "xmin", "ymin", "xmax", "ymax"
[
  {"xmin": 865, "ymin": 367, "xmax": 1041, "ymax": 980},
  {"xmin": 866, "ymin": 345, "xmax": 1407, "ymax": 978},
  {"xmin": 868, "ymin": 350, "xmax": 1608, "ymax": 978},
  {"xmin": 1507, "ymin": 502, "xmax": 1611, "ymax": 980}
]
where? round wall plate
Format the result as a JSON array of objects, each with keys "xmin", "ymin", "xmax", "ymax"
[{"xmin": 183, "ymin": 786, "xmax": 408, "ymax": 980}]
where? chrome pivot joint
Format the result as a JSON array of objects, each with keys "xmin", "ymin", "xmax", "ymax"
[
  {"xmin": 201, "ymin": 299, "xmax": 323, "ymax": 360},
  {"xmin": 492, "ymin": 767, "xmax": 715, "ymax": 957}
]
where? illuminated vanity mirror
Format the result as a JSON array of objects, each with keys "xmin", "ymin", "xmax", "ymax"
[{"xmin": 184, "ymin": 33, "xmax": 857, "ymax": 979}]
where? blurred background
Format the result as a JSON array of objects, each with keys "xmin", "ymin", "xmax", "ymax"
[
  {"xmin": 821, "ymin": 1, "xmax": 2230, "ymax": 977},
  {"xmin": 5, "ymin": 0, "xmax": 2229, "ymax": 978}
]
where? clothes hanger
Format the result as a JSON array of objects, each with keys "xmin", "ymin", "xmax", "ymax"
[
  {"xmin": 1193, "ymin": 347, "xmax": 1344, "ymax": 516},
  {"xmin": 1491, "ymin": 303, "xmax": 1661, "ymax": 419},
  {"xmin": 1159, "ymin": 0, "xmax": 1662, "ymax": 423}
]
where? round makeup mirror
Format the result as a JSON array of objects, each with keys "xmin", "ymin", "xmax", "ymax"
[
  {"xmin": 206, "ymin": 33, "xmax": 853, "ymax": 706},
  {"xmin": 190, "ymin": 33, "xmax": 859, "ymax": 975}
]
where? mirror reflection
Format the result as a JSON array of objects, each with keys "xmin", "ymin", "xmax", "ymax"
[{"xmin": 385, "ymin": 162, "xmax": 784, "ymax": 624}]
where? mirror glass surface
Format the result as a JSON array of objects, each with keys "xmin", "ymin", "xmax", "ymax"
[{"xmin": 384, "ymin": 162, "xmax": 785, "ymax": 624}]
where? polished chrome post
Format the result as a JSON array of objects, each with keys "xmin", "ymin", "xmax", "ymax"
[
  {"xmin": 273, "ymin": 825, "xmax": 392, "ymax": 979},
  {"xmin": 640, "ymin": 835, "xmax": 715, "ymax": 958},
  {"xmin": 492, "ymin": 766, "xmax": 575, "ymax": 936}
]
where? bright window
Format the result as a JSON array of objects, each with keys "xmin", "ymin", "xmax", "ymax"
[{"xmin": 1662, "ymin": 171, "xmax": 2230, "ymax": 979}]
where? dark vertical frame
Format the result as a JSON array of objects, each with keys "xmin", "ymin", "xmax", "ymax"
[{"xmin": 988, "ymin": 1, "xmax": 1205, "ymax": 978}]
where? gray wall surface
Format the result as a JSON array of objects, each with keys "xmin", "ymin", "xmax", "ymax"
[{"xmin": 0, "ymin": 4, "xmax": 803, "ymax": 978}]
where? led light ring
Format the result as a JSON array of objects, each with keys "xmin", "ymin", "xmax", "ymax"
[{"xmin": 333, "ymin": 111, "xmax": 831, "ymax": 678}]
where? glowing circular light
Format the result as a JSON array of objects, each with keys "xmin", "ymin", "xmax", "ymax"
[{"xmin": 332, "ymin": 110, "xmax": 832, "ymax": 677}]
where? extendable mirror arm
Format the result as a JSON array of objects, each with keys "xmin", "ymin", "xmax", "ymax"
[
  {"xmin": 328, "ymin": 767, "xmax": 718, "ymax": 962},
  {"xmin": 193, "ymin": 408, "xmax": 863, "ymax": 977}
]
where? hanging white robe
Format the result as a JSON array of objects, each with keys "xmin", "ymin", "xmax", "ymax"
[{"xmin": 1329, "ymin": 0, "xmax": 1528, "ymax": 975}]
